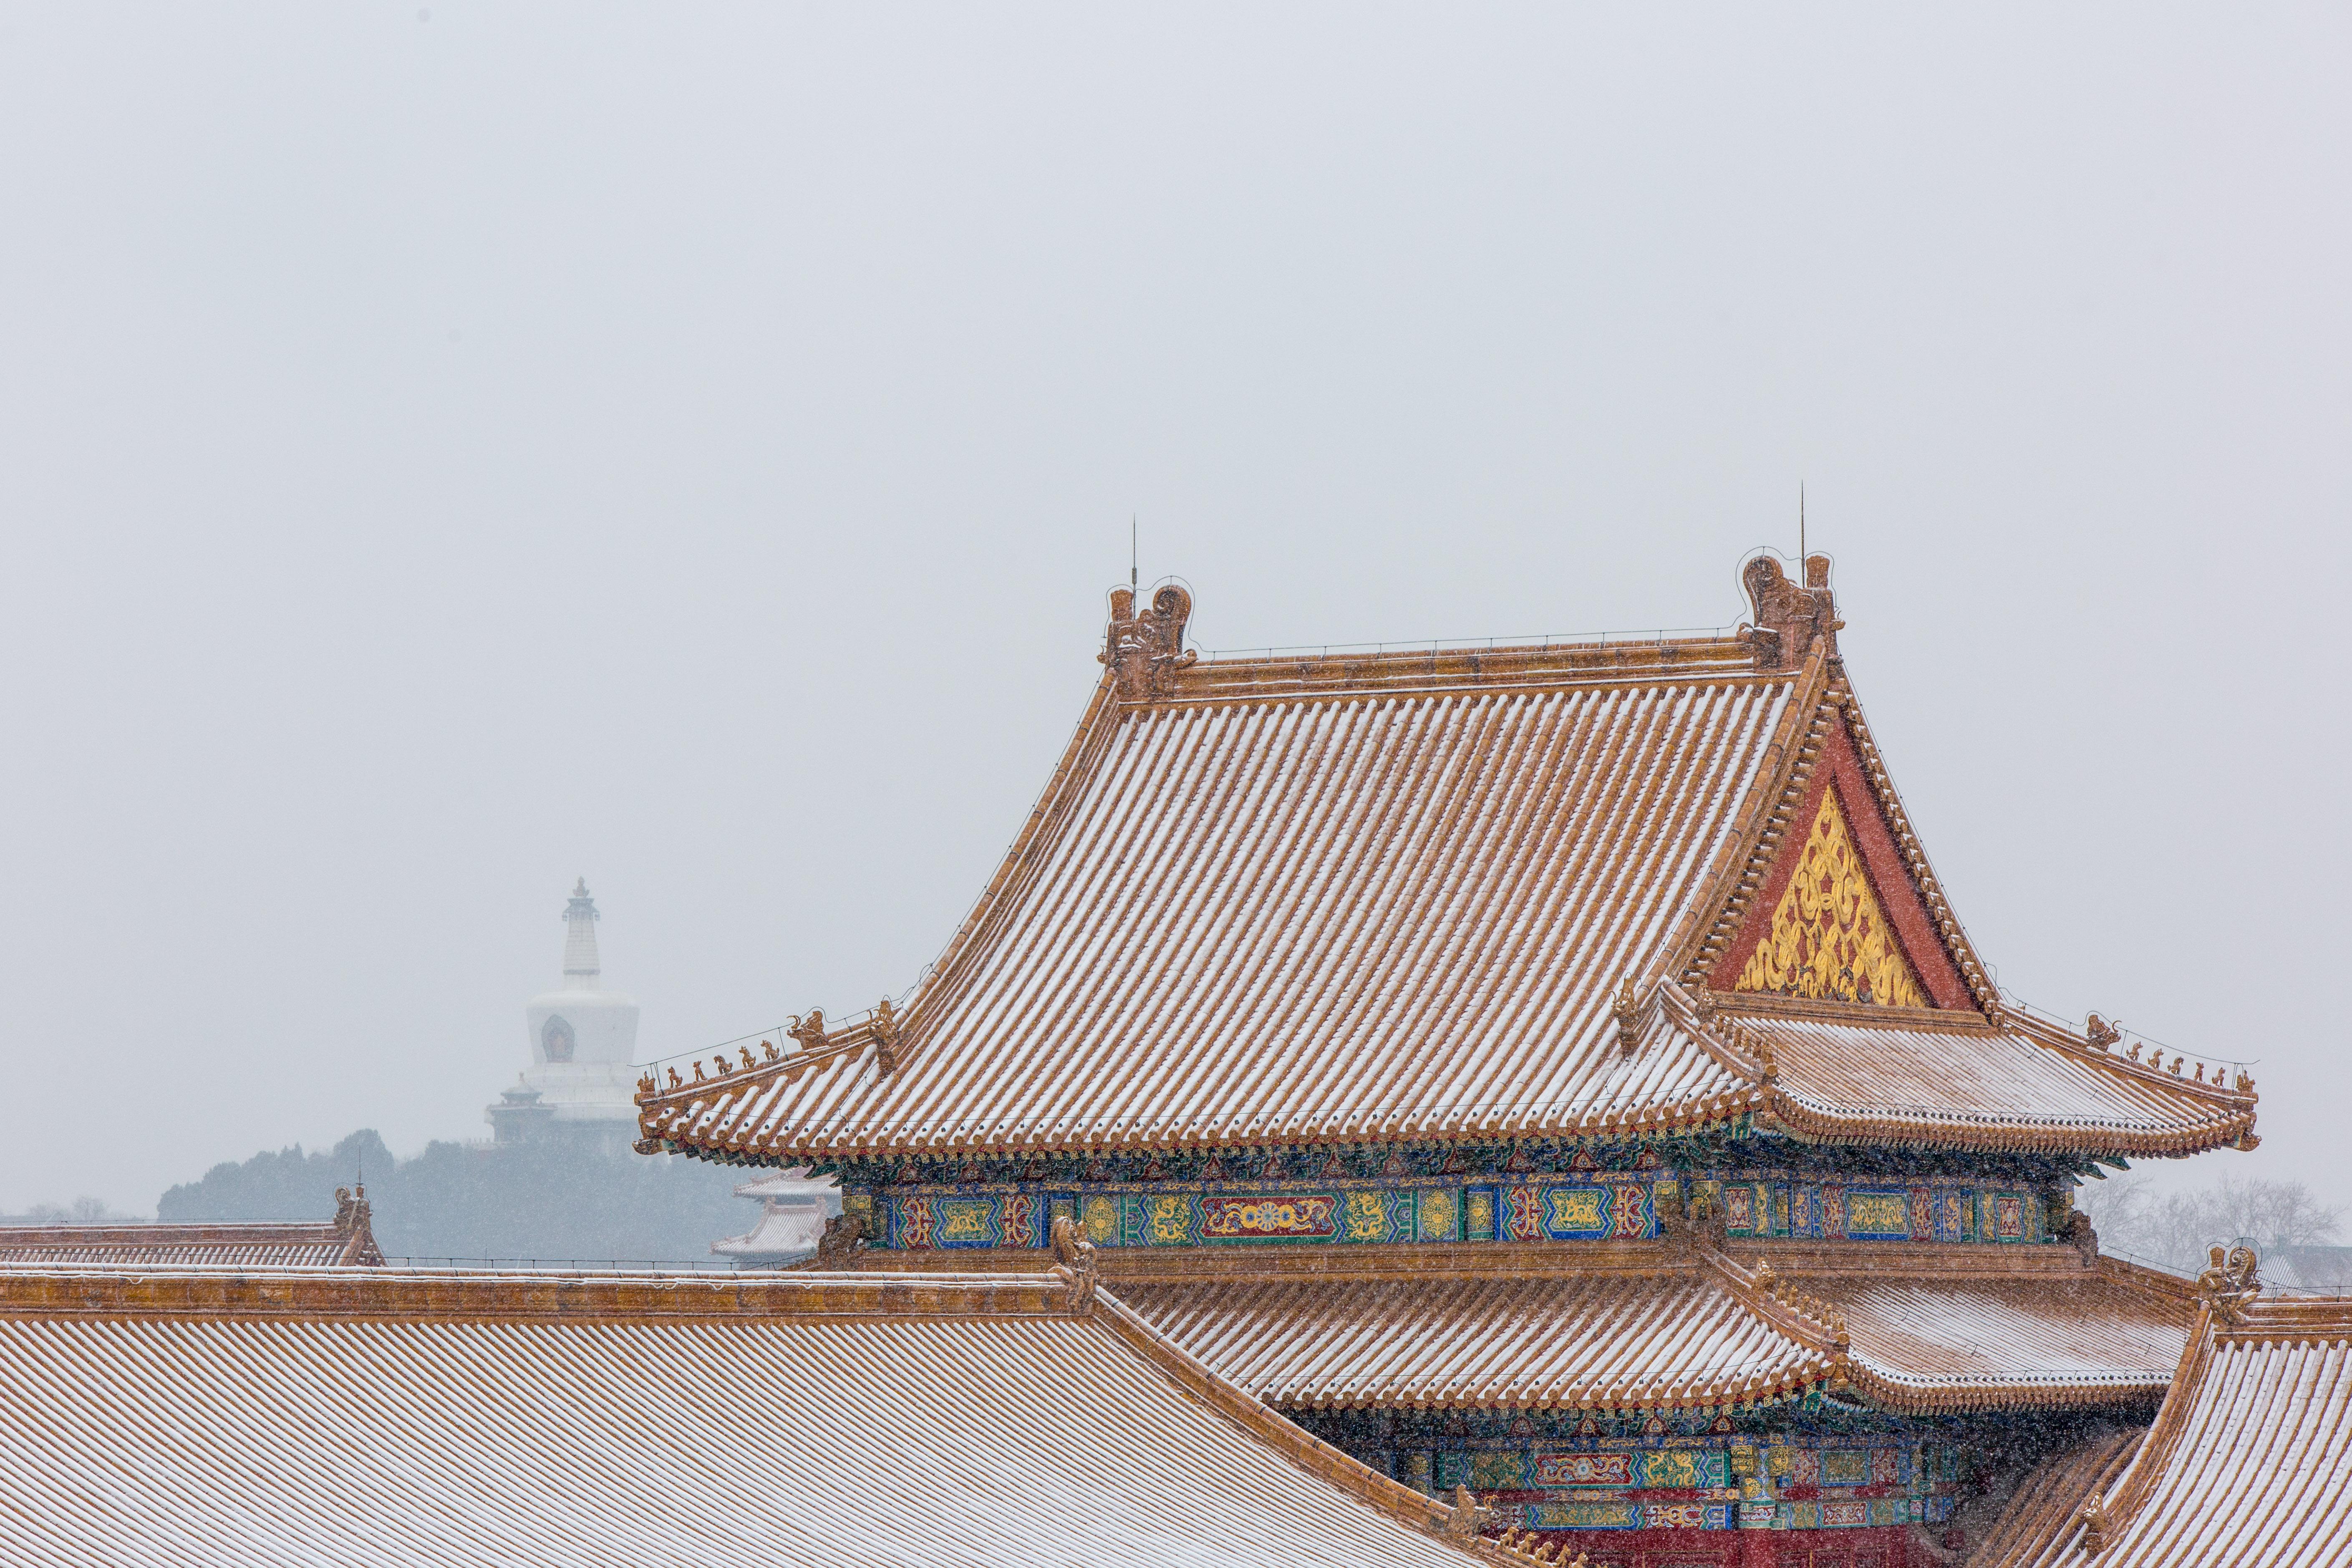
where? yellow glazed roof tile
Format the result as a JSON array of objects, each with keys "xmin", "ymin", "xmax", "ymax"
[
  {"xmin": 640, "ymin": 580, "xmax": 2252, "ymax": 1163},
  {"xmin": 0, "ymin": 1264, "xmax": 1521, "ymax": 1568}
]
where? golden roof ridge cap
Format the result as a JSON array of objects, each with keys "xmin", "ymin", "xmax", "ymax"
[
  {"xmin": 1660, "ymin": 642, "xmax": 1833, "ymax": 985},
  {"xmin": 2075, "ymin": 1298, "xmax": 2223, "ymax": 1549},
  {"xmin": 0, "ymin": 1264, "xmax": 1089, "ymax": 1321},
  {"xmin": 1703, "ymin": 1245, "xmax": 1847, "ymax": 1360}
]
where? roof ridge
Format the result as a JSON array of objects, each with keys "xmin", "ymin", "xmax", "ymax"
[
  {"xmin": 1703, "ymin": 1244, "xmax": 1849, "ymax": 1360},
  {"xmin": 2074, "ymin": 1297, "xmax": 2221, "ymax": 1550},
  {"xmin": 0, "ymin": 1220, "xmax": 343, "ymax": 1243},
  {"xmin": 1150, "ymin": 637, "xmax": 1770, "ymax": 709},
  {"xmin": 1676, "ymin": 669, "xmax": 1994, "ymax": 1012},
  {"xmin": 2006, "ymin": 1007, "xmax": 2258, "ymax": 1108},
  {"xmin": 1082, "ymin": 1282, "xmax": 1551, "ymax": 1566},
  {"xmin": 1820, "ymin": 673, "xmax": 2001, "ymax": 1011},
  {"xmin": 1659, "ymin": 643, "xmax": 1833, "ymax": 984},
  {"xmin": 0, "ymin": 1265, "xmax": 1086, "ymax": 1320}
]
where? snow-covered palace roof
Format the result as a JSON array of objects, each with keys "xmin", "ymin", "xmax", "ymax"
[
  {"xmin": 1977, "ymin": 1281, "xmax": 2352, "ymax": 1567},
  {"xmin": 640, "ymin": 561, "xmax": 2251, "ymax": 1165},
  {"xmin": 0, "ymin": 1264, "xmax": 1545, "ymax": 1568},
  {"xmin": 797, "ymin": 1220, "xmax": 2196, "ymax": 1419}
]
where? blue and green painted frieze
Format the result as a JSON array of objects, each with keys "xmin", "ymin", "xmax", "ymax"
[
  {"xmin": 823, "ymin": 1127, "xmax": 2087, "ymax": 1192},
  {"xmin": 1363, "ymin": 1424, "xmax": 1963, "ymax": 1535},
  {"xmin": 844, "ymin": 1172, "xmax": 2049, "ymax": 1250},
  {"xmin": 1293, "ymin": 1404, "xmax": 1969, "ymax": 1536}
]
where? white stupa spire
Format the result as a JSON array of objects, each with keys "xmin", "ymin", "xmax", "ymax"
[
  {"xmin": 562, "ymin": 878, "xmax": 603, "ymax": 985},
  {"xmin": 490, "ymin": 876, "xmax": 643, "ymax": 1144}
]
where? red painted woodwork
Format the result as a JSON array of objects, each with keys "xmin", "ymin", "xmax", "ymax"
[
  {"xmin": 1515, "ymin": 1525, "xmax": 1911, "ymax": 1568},
  {"xmin": 1708, "ymin": 716, "xmax": 1971, "ymax": 1010}
]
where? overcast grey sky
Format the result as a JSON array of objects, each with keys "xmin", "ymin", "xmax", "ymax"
[{"xmin": 2, "ymin": 7, "xmax": 2345, "ymax": 1213}]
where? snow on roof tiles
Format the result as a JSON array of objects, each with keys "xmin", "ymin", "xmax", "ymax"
[
  {"xmin": 1972, "ymin": 1427, "xmax": 2145, "ymax": 1568},
  {"xmin": 1115, "ymin": 1246, "xmax": 2190, "ymax": 1417},
  {"xmin": 640, "ymin": 597, "xmax": 2251, "ymax": 1163},
  {"xmin": 1789, "ymin": 1268, "xmax": 2190, "ymax": 1410},
  {"xmin": 1737, "ymin": 1009, "xmax": 2253, "ymax": 1155},
  {"xmin": 1127, "ymin": 1270, "xmax": 1828, "ymax": 1412},
  {"xmin": 0, "ymin": 1265, "xmax": 1524, "ymax": 1568},
  {"xmin": 1979, "ymin": 1293, "xmax": 2352, "ymax": 1567}
]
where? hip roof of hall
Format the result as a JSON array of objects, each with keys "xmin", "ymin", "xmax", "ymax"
[{"xmin": 638, "ymin": 570, "xmax": 2252, "ymax": 1168}]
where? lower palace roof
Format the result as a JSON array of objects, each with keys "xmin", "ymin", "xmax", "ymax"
[
  {"xmin": 0, "ymin": 1187, "xmax": 381, "ymax": 1268},
  {"xmin": 0, "ymin": 1263, "xmax": 1536, "ymax": 1568},
  {"xmin": 1101, "ymin": 1240, "xmax": 2193, "ymax": 1418}
]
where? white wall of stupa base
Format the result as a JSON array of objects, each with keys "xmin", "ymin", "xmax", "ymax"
[
  {"xmin": 489, "ymin": 879, "xmax": 646, "ymax": 1135},
  {"xmin": 517, "ymin": 1061, "xmax": 642, "ymax": 1124}
]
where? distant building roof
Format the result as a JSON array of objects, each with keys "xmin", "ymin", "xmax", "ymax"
[
  {"xmin": 638, "ymin": 570, "xmax": 2252, "ymax": 1166},
  {"xmin": 0, "ymin": 1263, "xmax": 1540, "ymax": 1568},
  {"xmin": 0, "ymin": 1186, "xmax": 381, "ymax": 1268},
  {"xmin": 732, "ymin": 1169, "xmax": 838, "ymax": 1202}
]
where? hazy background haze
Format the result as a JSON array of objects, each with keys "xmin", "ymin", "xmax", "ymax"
[{"xmin": 1, "ymin": 6, "xmax": 2345, "ymax": 1212}]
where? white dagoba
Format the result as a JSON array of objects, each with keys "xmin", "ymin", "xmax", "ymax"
[{"xmin": 491, "ymin": 879, "xmax": 642, "ymax": 1139}]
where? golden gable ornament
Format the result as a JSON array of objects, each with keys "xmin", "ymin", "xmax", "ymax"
[{"xmin": 1733, "ymin": 788, "xmax": 1928, "ymax": 1008}]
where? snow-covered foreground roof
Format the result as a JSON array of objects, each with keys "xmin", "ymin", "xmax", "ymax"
[
  {"xmin": 1982, "ymin": 1292, "xmax": 2352, "ymax": 1568},
  {"xmin": 0, "ymin": 1265, "xmax": 1528, "ymax": 1568},
  {"xmin": 1108, "ymin": 1242, "xmax": 2191, "ymax": 1416},
  {"xmin": 640, "ymin": 606, "xmax": 2249, "ymax": 1165}
]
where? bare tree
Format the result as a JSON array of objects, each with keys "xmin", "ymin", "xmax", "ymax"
[
  {"xmin": 2078, "ymin": 1176, "xmax": 2343, "ymax": 1278},
  {"xmin": 5, "ymin": 1196, "xmax": 136, "ymax": 1226}
]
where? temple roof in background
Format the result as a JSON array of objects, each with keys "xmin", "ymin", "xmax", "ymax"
[
  {"xmin": 640, "ymin": 566, "xmax": 2251, "ymax": 1165},
  {"xmin": 0, "ymin": 1264, "xmax": 1534, "ymax": 1568},
  {"xmin": 0, "ymin": 1188, "xmax": 381, "ymax": 1268}
]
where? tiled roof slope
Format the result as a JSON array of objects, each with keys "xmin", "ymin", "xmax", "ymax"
[
  {"xmin": 1776, "ymin": 1261, "xmax": 2190, "ymax": 1412},
  {"xmin": 1982, "ymin": 1290, "xmax": 2352, "ymax": 1567},
  {"xmin": 1129, "ymin": 1271, "xmax": 1830, "ymax": 1413},
  {"xmin": 0, "ymin": 1265, "xmax": 1538, "ymax": 1568},
  {"xmin": 0, "ymin": 1192, "xmax": 381, "ymax": 1267},
  {"xmin": 1726, "ymin": 1008, "xmax": 2252, "ymax": 1155},
  {"xmin": 640, "ymin": 576, "xmax": 2251, "ymax": 1162},
  {"xmin": 1115, "ymin": 1242, "xmax": 2190, "ymax": 1417},
  {"xmin": 1972, "ymin": 1428, "xmax": 2144, "ymax": 1568}
]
